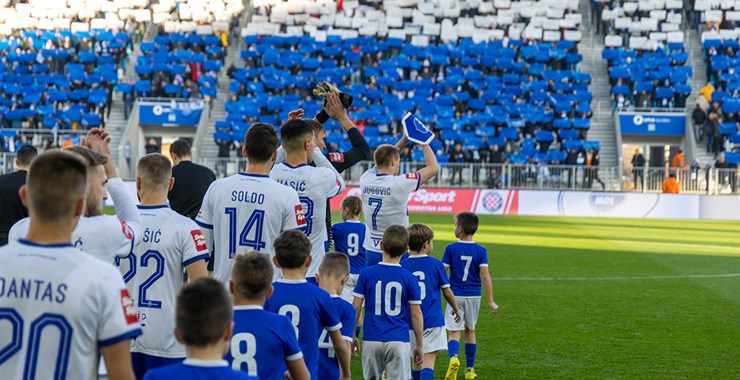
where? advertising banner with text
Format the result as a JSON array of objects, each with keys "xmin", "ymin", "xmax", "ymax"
[{"xmin": 619, "ymin": 112, "xmax": 686, "ymax": 135}]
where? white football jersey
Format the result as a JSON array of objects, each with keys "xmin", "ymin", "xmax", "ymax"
[
  {"xmin": 7, "ymin": 177, "xmax": 142, "ymax": 265},
  {"xmin": 359, "ymin": 168, "xmax": 421, "ymax": 252},
  {"xmin": 270, "ymin": 162, "xmax": 344, "ymax": 278},
  {"xmin": 0, "ymin": 240, "xmax": 142, "ymax": 380},
  {"xmin": 118, "ymin": 205, "xmax": 210, "ymax": 358},
  {"xmin": 196, "ymin": 173, "xmax": 305, "ymax": 283}
]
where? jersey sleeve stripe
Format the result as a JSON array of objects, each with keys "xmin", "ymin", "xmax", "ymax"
[
  {"xmin": 194, "ymin": 220, "xmax": 213, "ymax": 229},
  {"xmin": 99, "ymin": 328, "xmax": 142, "ymax": 347},
  {"xmin": 286, "ymin": 352, "xmax": 304, "ymax": 361},
  {"xmin": 443, "ymin": 264, "xmax": 450, "ymax": 267},
  {"xmin": 479, "ymin": 264, "xmax": 489, "ymax": 267},
  {"xmin": 409, "ymin": 300, "xmax": 422, "ymax": 305},
  {"xmin": 183, "ymin": 253, "xmax": 210, "ymax": 267},
  {"xmin": 352, "ymin": 292, "xmax": 365, "ymax": 299},
  {"xmin": 342, "ymin": 336, "xmax": 353, "ymax": 342},
  {"xmin": 440, "ymin": 284, "xmax": 451, "ymax": 288},
  {"xmin": 325, "ymin": 322, "xmax": 342, "ymax": 332},
  {"xmin": 414, "ymin": 172, "xmax": 421, "ymax": 191}
]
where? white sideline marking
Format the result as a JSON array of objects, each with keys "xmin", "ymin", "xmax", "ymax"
[{"xmin": 496, "ymin": 273, "xmax": 740, "ymax": 281}]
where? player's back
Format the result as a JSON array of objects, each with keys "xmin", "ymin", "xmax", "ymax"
[
  {"xmin": 331, "ymin": 221, "xmax": 366, "ymax": 274},
  {"xmin": 0, "ymin": 240, "xmax": 142, "ymax": 379},
  {"xmin": 354, "ymin": 263, "xmax": 421, "ymax": 342},
  {"xmin": 359, "ymin": 168, "xmax": 420, "ymax": 252},
  {"xmin": 442, "ymin": 241, "xmax": 489, "ymax": 297},
  {"xmin": 401, "ymin": 255, "xmax": 449, "ymax": 329},
  {"xmin": 227, "ymin": 306, "xmax": 302, "ymax": 380},
  {"xmin": 319, "ymin": 295, "xmax": 356, "ymax": 380},
  {"xmin": 195, "ymin": 173, "xmax": 303, "ymax": 283},
  {"xmin": 270, "ymin": 163, "xmax": 342, "ymax": 278},
  {"xmin": 263, "ymin": 280, "xmax": 341, "ymax": 379},
  {"xmin": 143, "ymin": 359, "xmax": 257, "ymax": 380},
  {"xmin": 121, "ymin": 205, "xmax": 210, "ymax": 358},
  {"xmin": 9, "ymin": 215, "xmax": 135, "ymax": 264}
]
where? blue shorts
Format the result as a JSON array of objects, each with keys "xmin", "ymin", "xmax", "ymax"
[
  {"xmin": 366, "ymin": 250, "xmax": 409, "ymax": 267},
  {"xmin": 132, "ymin": 352, "xmax": 184, "ymax": 380},
  {"xmin": 306, "ymin": 276, "xmax": 318, "ymax": 286}
]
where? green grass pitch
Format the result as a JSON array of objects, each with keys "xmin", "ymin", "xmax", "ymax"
[
  {"xmin": 371, "ymin": 214, "xmax": 740, "ymax": 379},
  {"xmin": 104, "ymin": 206, "xmax": 739, "ymax": 378}
]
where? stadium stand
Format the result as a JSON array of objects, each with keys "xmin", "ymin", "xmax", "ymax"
[
  {"xmin": 600, "ymin": 0, "xmax": 691, "ymax": 110},
  {"xmin": 698, "ymin": 1, "xmax": 740, "ymax": 165},
  {"xmin": 0, "ymin": 1, "xmax": 146, "ymax": 152},
  {"xmin": 214, "ymin": 0, "xmax": 603, "ymax": 167}
]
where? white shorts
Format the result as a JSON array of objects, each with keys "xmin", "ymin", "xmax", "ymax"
[
  {"xmin": 341, "ymin": 273, "xmax": 360, "ymax": 303},
  {"xmin": 445, "ymin": 297, "xmax": 481, "ymax": 331},
  {"xmin": 362, "ymin": 341, "xmax": 410, "ymax": 380},
  {"xmin": 409, "ymin": 326, "xmax": 447, "ymax": 354}
]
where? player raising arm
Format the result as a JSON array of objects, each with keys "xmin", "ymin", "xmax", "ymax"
[
  {"xmin": 360, "ymin": 136, "xmax": 439, "ymax": 266},
  {"xmin": 196, "ymin": 124, "xmax": 305, "ymax": 283},
  {"xmin": 271, "ymin": 119, "xmax": 345, "ymax": 283},
  {"xmin": 125, "ymin": 154, "xmax": 210, "ymax": 379},
  {"xmin": 0, "ymin": 151, "xmax": 141, "ymax": 380},
  {"xmin": 9, "ymin": 128, "xmax": 143, "ymax": 264}
]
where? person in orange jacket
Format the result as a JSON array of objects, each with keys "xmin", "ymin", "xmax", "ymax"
[
  {"xmin": 672, "ymin": 150, "xmax": 685, "ymax": 168},
  {"xmin": 662, "ymin": 173, "xmax": 680, "ymax": 193}
]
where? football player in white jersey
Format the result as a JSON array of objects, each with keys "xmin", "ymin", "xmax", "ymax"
[
  {"xmin": 270, "ymin": 119, "xmax": 345, "ymax": 283},
  {"xmin": 122, "ymin": 154, "xmax": 210, "ymax": 379},
  {"xmin": 9, "ymin": 128, "xmax": 143, "ymax": 264},
  {"xmin": 360, "ymin": 136, "xmax": 439, "ymax": 266},
  {"xmin": 0, "ymin": 150, "xmax": 141, "ymax": 380},
  {"xmin": 196, "ymin": 123, "xmax": 305, "ymax": 284}
]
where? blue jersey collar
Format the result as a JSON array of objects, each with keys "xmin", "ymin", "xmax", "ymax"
[
  {"xmin": 239, "ymin": 173, "xmax": 269, "ymax": 178},
  {"xmin": 137, "ymin": 205, "xmax": 169, "ymax": 210},
  {"xmin": 282, "ymin": 162, "xmax": 309, "ymax": 169},
  {"xmin": 18, "ymin": 239, "xmax": 74, "ymax": 248}
]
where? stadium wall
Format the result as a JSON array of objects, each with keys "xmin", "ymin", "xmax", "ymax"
[
  {"xmin": 330, "ymin": 187, "xmax": 740, "ymax": 221},
  {"xmin": 104, "ymin": 182, "xmax": 739, "ymax": 220}
]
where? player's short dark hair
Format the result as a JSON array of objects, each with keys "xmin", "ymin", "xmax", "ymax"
[
  {"xmin": 304, "ymin": 119, "xmax": 325, "ymax": 135},
  {"xmin": 374, "ymin": 144, "xmax": 400, "ymax": 168},
  {"xmin": 63, "ymin": 145, "xmax": 108, "ymax": 167},
  {"xmin": 408, "ymin": 224, "xmax": 434, "ymax": 252},
  {"xmin": 169, "ymin": 139, "xmax": 192, "ymax": 158},
  {"xmin": 455, "ymin": 212, "xmax": 479, "ymax": 235},
  {"xmin": 381, "ymin": 225, "xmax": 409, "ymax": 258},
  {"xmin": 15, "ymin": 145, "xmax": 38, "ymax": 167},
  {"xmin": 341, "ymin": 196, "xmax": 362, "ymax": 217},
  {"xmin": 26, "ymin": 151, "xmax": 87, "ymax": 222},
  {"xmin": 137, "ymin": 153, "xmax": 172, "ymax": 189},
  {"xmin": 273, "ymin": 230, "xmax": 311, "ymax": 269},
  {"xmin": 176, "ymin": 278, "xmax": 232, "ymax": 347},
  {"xmin": 244, "ymin": 123, "xmax": 279, "ymax": 163},
  {"xmin": 319, "ymin": 252, "xmax": 349, "ymax": 279},
  {"xmin": 280, "ymin": 119, "xmax": 314, "ymax": 152},
  {"xmin": 231, "ymin": 252, "xmax": 274, "ymax": 300}
]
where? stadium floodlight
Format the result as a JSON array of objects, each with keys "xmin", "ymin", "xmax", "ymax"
[{"xmin": 402, "ymin": 112, "xmax": 435, "ymax": 145}]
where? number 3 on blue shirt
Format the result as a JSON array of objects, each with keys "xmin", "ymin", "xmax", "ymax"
[{"xmin": 368, "ymin": 198, "xmax": 382, "ymax": 230}]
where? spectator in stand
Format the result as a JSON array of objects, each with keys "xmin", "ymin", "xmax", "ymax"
[
  {"xmin": 0, "ymin": 145, "xmax": 38, "ymax": 245},
  {"xmin": 449, "ymin": 142, "xmax": 466, "ymax": 185},
  {"xmin": 168, "ymin": 139, "xmax": 216, "ymax": 220},
  {"xmin": 672, "ymin": 149, "xmax": 685, "ymax": 168},
  {"xmin": 715, "ymin": 152, "xmax": 737, "ymax": 192},
  {"xmin": 631, "ymin": 148, "xmax": 646, "ymax": 190},
  {"xmin": 585, "ymin": 149, "xmax": 605, "ymax": 190},
  {"xmin": 692, "ymin": 100, "xmax": 708, "ymax": 142},
  {"xmin": 700, "ymin": 82, "xmax": 714, "ymax": 102},
  {"xmin": 566, "ymin": 147, "xmax": 579, "ymax": 187},
  {"xmin": 708, "ymin": 105, "xmax": 724, "ymax": 154},
  {"xmin": 215, "ymin": 133, "xmax": 233, "ymax": 177},
  {"xmin": 662, "ymin": 173, "xmax": 680, "ymax": 194}
]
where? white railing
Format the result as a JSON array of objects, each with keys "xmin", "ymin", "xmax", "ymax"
[{"xmin": 195, "ymin": 158, "xmax": 740, "ymax": 195}]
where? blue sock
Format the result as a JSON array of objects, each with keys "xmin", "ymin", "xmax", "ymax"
[
  {"xmin": 448, "ymin": 340, "xmax": 460, "ymax": 358},
  {"xmin": 465, "ymin": 343, "xmax": 477, "ymax": 368},
  {"xmin": 355, "ymin": 326, "xmax": 361, "ymax": 338},
  {"xmin": 411, "ymin": 370, "xmax": 421, "ymax": 380},
  {"xmin": 420, "ymin": 368, "xmax": 434, "ymax": 380}
]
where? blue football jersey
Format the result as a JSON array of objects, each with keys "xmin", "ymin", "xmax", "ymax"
[
  {"xmin": 319, "ymin": 295, "xmax": 356, "ymax": 380},
  {"xmin": 401, "ymin": 255, "xmax": 450, "ymax": 329},
  {"xmin": 264, "ymin": 280, "xmax": 342, "ymax": 379},
  {"xmin": 331, "ymin": 221, "xmax": 366, "ymax": 274},
  {"xmin": 353, "ymin": 263, "xmax": 422, "ymax": 342},
  {"xmin": 442, "ymin": 241, "xmax": 489, "ymax": 297},
  {"xmin": 226, "ymin": 306, "xmax": 303, "ymax": 380},
  {"xmin": 143, "ymin": 359, "xmax": 257, "ymax": 380}
]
